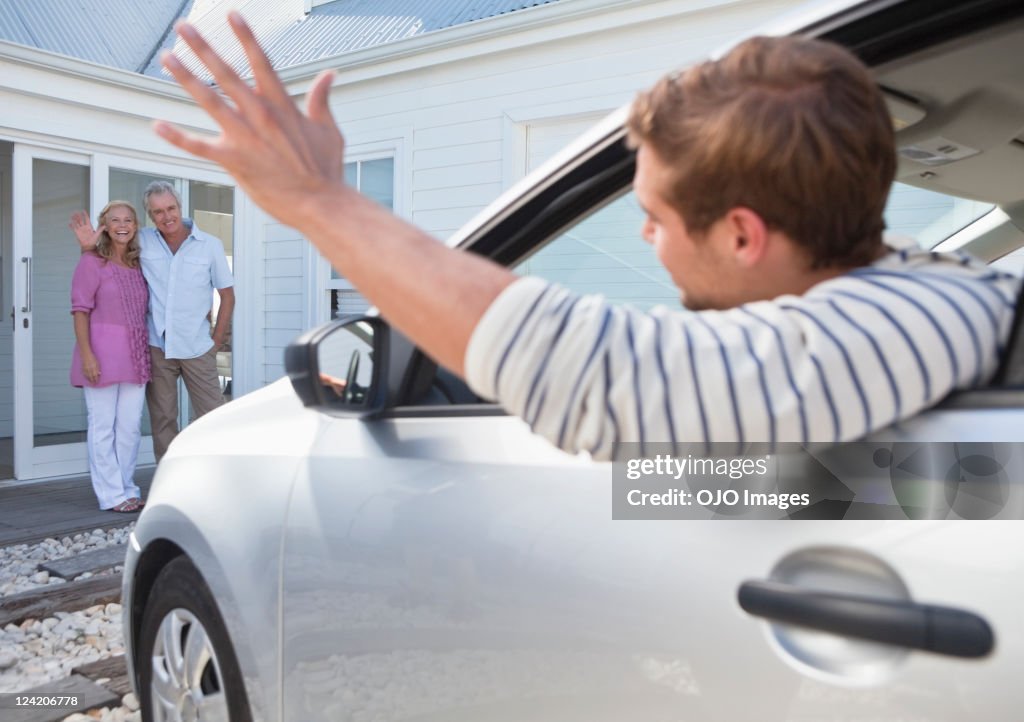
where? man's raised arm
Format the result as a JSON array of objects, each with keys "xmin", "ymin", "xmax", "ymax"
[{"xmin": 155, "ymin": 12, "xmax": 517, "ymax": 376}]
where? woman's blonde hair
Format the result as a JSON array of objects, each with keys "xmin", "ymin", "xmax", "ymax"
[{"xmin": 95, "ymin": 201, "xmax": 141, "ymax": 268}]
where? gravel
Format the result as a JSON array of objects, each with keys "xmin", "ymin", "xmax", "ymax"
[
  {"xmin": 0, "ymin": 525, "xmax": 141, "ymax": 720},
  {"xmin": 1, "ymin": 526, "xmax": 134, "ymax": 597}
]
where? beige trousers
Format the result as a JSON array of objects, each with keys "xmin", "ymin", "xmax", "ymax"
[{"xmin": 147, "ymin": 345, "xmax": 224, "ymax": 461}]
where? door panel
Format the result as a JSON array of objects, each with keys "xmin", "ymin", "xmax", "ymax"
[{"xmin": 281, "ymin": 413, "xmax": 1024, "ymax": 720}]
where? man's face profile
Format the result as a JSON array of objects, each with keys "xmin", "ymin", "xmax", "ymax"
[{"xmin": 634, "ymin": 144, "xmax": 728, "ymax": 311}]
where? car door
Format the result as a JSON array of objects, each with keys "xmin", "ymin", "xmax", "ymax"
[{"xmin": 279, "ymin": 418, "xmax": 1024, "ymax": 721}]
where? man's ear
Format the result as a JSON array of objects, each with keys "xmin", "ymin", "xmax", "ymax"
[{"xmin": 724, "ymin": 207, "xmax": 769, "ymax": 267}]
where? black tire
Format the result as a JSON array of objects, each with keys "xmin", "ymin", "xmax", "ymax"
[{"xmin": 137, "ymin": 556, "xmax": 253, "ymax": 722}]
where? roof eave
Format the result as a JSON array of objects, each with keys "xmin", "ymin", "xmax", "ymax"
[{"xmin": 0, "ymin": 38, "xmax": 189, "ymax": 101}]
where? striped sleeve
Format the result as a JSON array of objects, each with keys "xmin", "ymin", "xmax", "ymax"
[{"xmin": 464, "ymin": 265, "xmax": 1019, "ymax": 461}]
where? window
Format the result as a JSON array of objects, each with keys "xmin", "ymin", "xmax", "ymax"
[
  {"xmin": 883, "ymin": 182, "xmax": 994, "ymax": 249},
  {"xmin": 515, "ymin": 180, "xmax": 1005, "ymax": 311},
  {"xmin": 514, "ymin": 190, "xmax": 679, "ymax": 310},
  {"xmin": 327, "ymin": 157, "xmax": 394, "ymax": 318},
  {"xmin": 189, "ymin": 180, "xmax": 235, "ymax": 401}
]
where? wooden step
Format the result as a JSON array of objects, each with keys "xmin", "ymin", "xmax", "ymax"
[
  {"xmin": 71, "ymin": 654, "xmax": 132, "ymax": 697},
  {"xmin": 37, "ymin": 546, "xmax": 127, "ymax": 581},
  {"xmin": 0, "ymin": 574, "xmax": 122, "ymax": 628}
]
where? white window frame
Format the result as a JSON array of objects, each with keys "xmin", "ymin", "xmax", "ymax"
[{"xmin": 313, "ymin": 136, "xmax": 406, "ymax": 324}]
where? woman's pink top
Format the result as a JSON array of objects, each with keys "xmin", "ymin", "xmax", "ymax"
[{"xmin": 70, "ymin": 252, "xmax": 151, "ymax": 388}]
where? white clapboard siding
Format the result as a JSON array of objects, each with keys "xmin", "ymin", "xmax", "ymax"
[{"xmin": 263, "ymin": 224, "xmax": 306, "ymax": 383}]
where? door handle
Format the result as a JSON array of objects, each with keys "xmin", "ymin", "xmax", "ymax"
[
  {"xmin": 21, "ymin": 256, "xmax": 31, "ymax": 313},
  {"xmin": 738, "ymin": 579, "xmax": 994, "ymax": 658}
]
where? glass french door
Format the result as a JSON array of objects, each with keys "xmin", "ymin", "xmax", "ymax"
[{"xmin": 11, "ymin": 145, "xmax": 96, "ymax": 479}]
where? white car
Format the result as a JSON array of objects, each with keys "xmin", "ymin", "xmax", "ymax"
[{"xmin": 123, "ymin": 0, "xmax": 1024, "ymax": 720}]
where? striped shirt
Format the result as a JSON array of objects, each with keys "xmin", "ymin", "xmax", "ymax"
[{"xmin": 464, "ymin": 238, "xmax": 1021, "ymax": 460}]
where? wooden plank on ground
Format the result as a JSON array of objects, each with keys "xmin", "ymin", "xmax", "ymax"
[
  {"xmin": 0, "ymin": 574, "xmax": 122, "ymax": 628},
  {"xmin": 0, "ymin": 520, "xmax": 137, "ymax": 550},
  {"xmin": 72, "ymin": 654, "xmax": 132, "ymax": 697},
  {"xmin": 38, "ymin": 546, "xmax": 127, "ymax": 580},
  {"xmin": 1, "ymin": 674, "xmax": 120, "ymax": 722}
]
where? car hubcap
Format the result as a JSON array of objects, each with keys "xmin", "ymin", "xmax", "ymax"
[{"xmin": 150, "ymin": 608, "xmax": 229, "ymax": 722}]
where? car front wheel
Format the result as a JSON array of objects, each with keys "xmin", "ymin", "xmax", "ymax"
[{"xmin": 138, "ymin": 556, "xmax": 252, "ymax": 722}]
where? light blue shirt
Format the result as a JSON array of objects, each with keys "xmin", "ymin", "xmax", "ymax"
[{"xmin": 138, "ymin": 220, "xmax": 233, "ymax": 360}]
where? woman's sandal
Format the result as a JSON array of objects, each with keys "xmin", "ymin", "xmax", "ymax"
[{"xmin": 111, "ymin": 497, "xmax": 144, "ymax": 513}]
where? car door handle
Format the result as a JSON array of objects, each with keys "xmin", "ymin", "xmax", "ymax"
[{"xmin": 738, "ymin": 580, "xmax": 994, "ymax": 659}]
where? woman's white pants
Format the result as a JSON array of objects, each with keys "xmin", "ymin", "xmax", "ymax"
[{"xmin": 84, "ymin": 383, "xmax": 146, "ymax": 509}]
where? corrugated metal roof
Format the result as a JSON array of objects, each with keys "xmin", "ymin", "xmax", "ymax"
[
  {"xmin": 0, "ymin": 0, "xmax": 186, "ymax": 72},
  {"xmin": 143, "ymin": 0, "xmax": 562, "ymax": 80}
]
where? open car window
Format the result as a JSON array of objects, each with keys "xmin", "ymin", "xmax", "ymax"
[
  {"xmin": 512, "ymin": 189, "xmax": 680, "ymax": 311},
  {"xmin": 512, "ymin": 181, "xmax": 1007, "ymax": 310}
]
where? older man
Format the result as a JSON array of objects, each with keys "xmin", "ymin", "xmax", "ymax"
[{"xmin": 74, "ymin": 181, "xmax": 234, "ymax": 461}]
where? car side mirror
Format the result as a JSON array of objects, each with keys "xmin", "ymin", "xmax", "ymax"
[{"xmin": 284, "ymin": 315, "xmax": 390, "ymax": 418}]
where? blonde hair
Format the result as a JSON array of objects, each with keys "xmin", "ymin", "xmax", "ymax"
[{"xmin": 95, "ymin": 201, "xmax": 141, "ymax": 268}]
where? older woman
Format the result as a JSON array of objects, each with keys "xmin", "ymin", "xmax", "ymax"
[{"xmin": 69, "ymin": 202, "xmax": 151, "ymax": 513}]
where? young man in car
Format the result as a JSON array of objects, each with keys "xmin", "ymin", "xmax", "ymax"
[{"xmin": 154, "ymin": 14, "xmax": 1018, "ymax": 458}]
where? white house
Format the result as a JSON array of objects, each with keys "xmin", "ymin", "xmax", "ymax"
[
  {"xmin": 1, "ymin": 0, "xmax": 807, "ymax": 482},
  {"xmin": 22, "ymin": 0, "xmax": 1006, "ymax": 484},
  {"xmin": 3, "ymin": 0, "xmax": 999, "ymax": 484}
]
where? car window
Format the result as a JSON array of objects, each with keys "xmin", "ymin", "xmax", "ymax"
[
  {"xmin": 513, "ymin": 190, "xmax": 680, "ymax": 310},
  {"xmin": 884, "ymin": 182, "xmax": 995, "ymax": 248},
  {"xmin": 514, "ymin": 181, "xmax": 1000, "ymax": 309}
]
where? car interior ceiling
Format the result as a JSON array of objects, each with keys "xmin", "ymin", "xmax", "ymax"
[{"xmin": 878, "ymin": 16, "xmax": 1024, "ymax": 250}]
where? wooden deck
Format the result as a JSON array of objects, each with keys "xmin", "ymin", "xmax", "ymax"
[{"xmin": 0, "ymin": 467, "xmax": 155, "ymax": 548}]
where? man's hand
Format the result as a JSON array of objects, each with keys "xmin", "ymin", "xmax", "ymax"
[
  {"xmin": 154, "ymin": 12, "xmax": 345, "ymax": 232},
  {"xmin": 319, "ymin": 372, "xmax": 347, "ymax": 398},
  {"xmin": 70, "ymin": 211, "xmax": 102, "ymax": 252}
]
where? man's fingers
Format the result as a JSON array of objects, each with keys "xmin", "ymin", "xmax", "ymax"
[
  {"xmin": 161, "ymin": 52, "xmax": 248, "ymax": 134},
  {"xmin": 154, "ymin": 120, "xmax": 222, "ymax": 162},
  {"xmin": 174, "ymin": 21, "xmax": 263, "ymax": 116},
  {"xmin": 228, "ymin": 11, "xmax": 292, "ymax": 106},
  {"xmin": 306, "ymin": 70, "xmax": 336, "ymax": 126}
]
